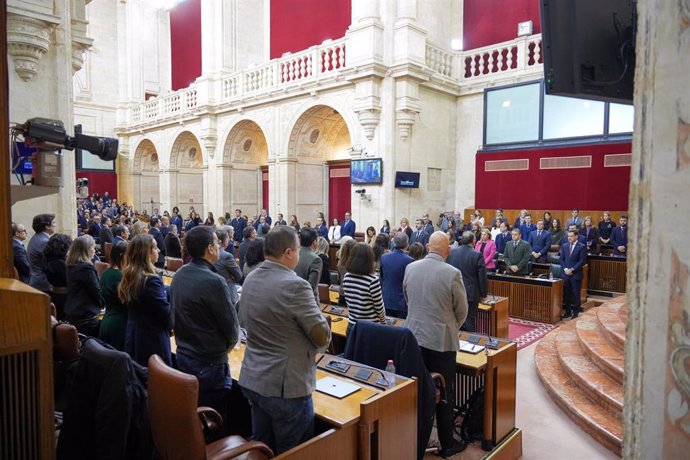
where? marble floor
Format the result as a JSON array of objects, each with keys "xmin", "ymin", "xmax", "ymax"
[{"xmin": 424, "ymin": 336, "xmax": 619, "ymax": 459}]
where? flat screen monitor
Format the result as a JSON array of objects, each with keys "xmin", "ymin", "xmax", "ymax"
[
  {"xmin": 13, "ymin": 141, "xmax": 35, "ymax": 175},
  {"xmin": 395, "ymin": 171, "xmax": 420, "ymax": 188},
  {"xmin": 350, "ymin": 158, "xmax": 382, "ymax": 185}
]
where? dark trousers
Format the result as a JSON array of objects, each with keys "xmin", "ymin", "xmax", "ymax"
[
  {"xmin": 461, "ymin": 300, "xmax": 479, "ymax": 332},
  {"xmin": 563, "ymin": 275, "xmax": 582, "ymax": 314},
  {"xmin": 420, "ymin": 347, "xmax": 456, "ymax": 450}
]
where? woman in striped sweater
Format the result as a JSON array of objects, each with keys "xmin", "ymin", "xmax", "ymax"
[{"xmin": 342, "ymin": 243, "xmax": 386, "ymax": 335}]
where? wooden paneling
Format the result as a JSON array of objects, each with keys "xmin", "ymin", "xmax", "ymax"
[
  {"xmin": 489, "ymin": 275, "xmax": 563, "ymax": 323},
  {"xmin": 588, "ymin": 255, "xmax": 627, "ymax": 294},
  {"xmin": 0, "ymin": 0, "xmax": 13, "ymax": 279},
  {"xmin": 477, "ymin": 296, "xmax": 510, "ymax": 338},
  {"xmin": 463, "ymin": 209, "xmax": 628, "ymax": 229}
]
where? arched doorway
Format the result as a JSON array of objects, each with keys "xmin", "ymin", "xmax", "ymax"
[
  {"xmin": 169, "ymin": 131, "xmax": 204, "ymax": 218},
  {"xmin": 221, "ymin": 120, "xmax": 269, "ymax": 219},
  {"xmin": 286, "ymin": 105, "xmax": 352, "ymax": 224},
  {"xmin": 132, "ymin": 139, "xmax": 160, "ymax": 215}
]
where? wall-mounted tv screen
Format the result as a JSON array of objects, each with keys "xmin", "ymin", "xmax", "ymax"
[
  {"xmin": 395, "ymin": 171, "xmax": 420, "ymax": 188},
  {"xmin": 351, "ymin": 158, "xmax": 382, "ymax": 184}
]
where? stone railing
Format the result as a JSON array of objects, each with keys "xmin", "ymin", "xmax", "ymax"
[
  {"xmin": 425, "ymin": 42, "xmax": 454, "ymax": 78},
  {"xmin": 460, "ymin": 34, "xmax": 542, "ymax": 82},
  {"xmin": 125, "ymin": 38, "xmax": 346, "ymax": 127}
]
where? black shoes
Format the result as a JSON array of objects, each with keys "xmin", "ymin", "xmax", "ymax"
[
  {"xmin": 571, "ymin": 311, "xmax": 580, "ymax": 319},
  {"xmin": 561, "ymin": 310, "xmax": 571, "ymax": 319},
  {"xmin": 439, "ymin": 440, "xmax": 467, "ymax": 458}
]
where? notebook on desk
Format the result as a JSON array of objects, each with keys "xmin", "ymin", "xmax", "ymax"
[
  {"xmin": 316, "ymin": 376, "xmax": 361, "ymax": 399},
  {"xmin": 459, "ymin": 340, "xmax": 485, "ymax": 354}
]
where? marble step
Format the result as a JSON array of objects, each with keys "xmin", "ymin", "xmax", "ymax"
[
  {"xmin": 535, "ymin": 330, "xmax": 623, "ymax": 455},
  {"xmin": 554, "ymin": 319, "xmax": 624, "ymax": 417},
  {"xmin": 596, "ymin": 302, "xmax": 626, "ymax": 352},
  {"xmin": 575, "ymin": 311, "xmax": 625, "ymax": 384}
]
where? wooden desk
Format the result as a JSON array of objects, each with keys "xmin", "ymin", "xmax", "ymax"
[
  {"xmin": 171, "ymin": 339, "xmax": 418, "ymax": 459},
  {"xmin": 488, "ymin": 274, "xmax": 563, "ymax": 324},
  {"xmin": 476, "ymin": 296, "xmax": 509, "ymax": 338},
  {"xmin": 587, "ymin": 254, "xmax": 627, "ymax": 295}
]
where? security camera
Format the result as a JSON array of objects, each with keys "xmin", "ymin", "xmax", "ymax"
[{"xmin": 355, "ymin": 188, "xmax": 366, "ymax": 194}]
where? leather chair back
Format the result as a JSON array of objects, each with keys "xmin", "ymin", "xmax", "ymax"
[
  {"xmin": 165, "ymin": 257, "xmax": 184, "ymax": 272},
  {"xmin": 104, "ymin": 242, "xmax": 113, "ymax": 262},
  {"xmin": 148, "ymin": 354, "xmax": 207, "ymax": 460},
  {"xmin": 318, "ymin": 284, "xmax": 330, "ymax": 305},
  {"xmin": 95, "ymin": 261, "xmax": 109, "ymax": 279}
]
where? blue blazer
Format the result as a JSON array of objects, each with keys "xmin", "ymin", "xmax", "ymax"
[
  {"xmin": 561, "ymin": 233, "xmax": 586, "ymax": 246},
  {"xmin": 379, "ymin": 249, "xmax": 414, "ymax": 315},
  {"xmin": 610, "ymin": 226, "xmax": 628, "ymax": 256},
  {"xmin": 315, "ymin": 223, "xmax": 328, "ymax": 239},
  {"xmin": 560, "ymin": 241, "xmax": 587, "ymax": 280},
  {"xmin": 341, "ymin": 219, "xmax": 356, "ymax": 238},
  {"xmin": 528, "ymin": 229, "xmax": 551, "ymax": 257},
  {"xmin": 520, "ymin": 223, "xmax": 536, "ymax": 240},
  {"xmin": 495, "ymin": 232, "xmax": 511, "ymax": 254},
  {"xmin": 409, "ymin": 230, "xmax": 429, "ymax": 248},
  {"xmin": 231, "ymin": 217, "xmax": 246, "ymax": 243}
]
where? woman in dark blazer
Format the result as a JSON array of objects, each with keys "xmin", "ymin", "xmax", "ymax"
[
  {"xmin": 582, "ymin": 216, "xmax": 600, "ymax": 253},
  {"xmin": 316, "ymin": 237, "xmax": 332, "ymax": 286},
  {"xmin": 119, "ymin": 234, "xmax": 173, "ymax": 367},
  {"xmin": 65, "ymin": 235, "xmax": 104, "ymax": 337},
  {"xmin": 44, "ymin": 233, "xmax": 72, "ymax": 320}
]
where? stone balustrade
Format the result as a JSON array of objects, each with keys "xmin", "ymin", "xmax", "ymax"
[{"xmin": 460, "ymin": 34, "xmax": 542, "ymax": 82}]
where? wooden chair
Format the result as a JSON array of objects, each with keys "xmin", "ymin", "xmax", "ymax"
[
  {"xmin": 147, "ymin": 355, "xmax": 274, "ymax": 460},
  {"xmin": 165, "ymin": 257, "xmax": 184, "ymax": 272},
  {"xmin": 104, "ymin": 242, "xmax": 113, "ymax": 262},
  {"xmin": 318, "ymin": 283, "xmax": 331, "ymax": 305},
  {"xmin": 95, "ymin": 261, "xmax": 109, "ymax": 279}
]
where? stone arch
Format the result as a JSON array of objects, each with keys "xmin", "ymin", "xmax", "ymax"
[
  {"xmin": 132, "ymin": 138, "xmax": 161, "ymax": 214},
  {"xmin": 170, "ymin": 131, "xmax": 204, "ymax": 170},
  {"xmin": 169, "ymin": 131, "xmax": 204, "ymax": 216},
  {"xmin": 286, "ymin": 104, "xmax": 353, "ymax": 161},
  {"xmin": 222, "ymin": 120, "xmax": 269, "ymax": 166}
]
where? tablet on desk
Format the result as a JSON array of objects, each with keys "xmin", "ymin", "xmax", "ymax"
[{"xmin": 316, "ymin": 376, "xmax": 361, "ymax": 399}]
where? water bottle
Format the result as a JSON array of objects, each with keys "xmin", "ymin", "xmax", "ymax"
[
  {"xmin": 549, "ymin": 271, "xmax": 554, "ymax": 281},
  {"xmin": 384, "ymin": 359, "xmax": 396, "ymax": 387}
]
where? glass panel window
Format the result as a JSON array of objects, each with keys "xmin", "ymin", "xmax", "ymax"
[
  {"xmin": 543, "ymin": 94, "xmax": 605, "ymax": 139},
  {"xmin": 485, "ymin": 83, "xmax": 540, "ymax": 145},
  {"xmin": 609, "ymin": 103, "xmax": 634, "ymax": 133}
]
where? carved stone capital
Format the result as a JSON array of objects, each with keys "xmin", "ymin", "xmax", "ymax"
[
  {"xmin": 7, "ymin": 13, "xmax": 57, "ymax": 81},
  {"xmin": 396, "ymin": 109, "xmax": 418, "ymax": 142},
  {"xmin": 355, "ymin": 108, "xmax": 381, "ymax": 141}
]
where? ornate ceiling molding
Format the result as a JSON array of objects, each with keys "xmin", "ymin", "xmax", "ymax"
[{"xmin": 6, "ymin": 12, "xmax": 58, "ymax": 81}]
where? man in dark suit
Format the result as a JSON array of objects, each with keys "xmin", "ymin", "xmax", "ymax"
[
  {"xmin": 409, "ymin": 219, "xmax": 430, "ymax": 248},
  {"xmin": 528, "ymin": 219, "xmax": 551, "ymax": 263},
  {"xmin": 28, "ymin": 213, "xmax": 56, "ymax": 293},
  {"xmin": 12, "ymin": 222, "xmax": 30, "ymax": 283},
  {"xmin": 495, "ymin": 221, "xmax": 511, "ymax": 254},
  {"xmin": 294, "ymin": 228, "xmax": 323, "ymax": 304},
  {"xmin": 566, "ymin": 209, "xmax": 583, "ymax": 228},
  {"xmin": 148, "ymin": 217, "xmax": 167, "ymax": 268},
  {"xmin": 422, "ymin": 213, "xmax": 434, "ymax": 234},
  {"xmin": 273, "ymin": 213, "xmax": 287, "ymax": 227},
  {"xmin": 99, "ymin": 217, "xmax": 114, "ymax": 256},
  {"xmin": 519, "ymin": 214, "xmax": 536, "ymax": 241},
  {"xmin": 238, "ymin": 226, "xmax": 257, "ymax": 271},
  {"xmin": 503, "ymin": 228, "xmax": 532, "ymax": 275},
  {"xmin": 560, "ymin": 230, "xmax": 588, "ymax": 318},
  {"xmin": 314, "ymin": 217, "xmax": 328, "ymax": 239},
  {"xmin": 341, "ymin": 212, "xmax": 356, "ymax": 238},
  {"xmin": 561, "ymin": 224, "xmax": 586, "ymax": 246},
  {"xmin": 446, "ymin": 231, "xmax": 488, "ymax": 332},
  {"xmin": 610, "ymin": 216, "xmax": 628, "ymax": 257},
  {"xmin": 88, "ymin": 214, "xmax": 103, "ymax": 243},
  {"xmin": 379, "ymin": 233, "xmax": 414, "ymax": 319},
  {"xmin": 111, "ymin": 224, "xmax": 130, "ymax": 245},
  {"xmin": 213, "ymin": 229, "xmax": 242, "ymax": 308},
  {"xmin": 230, "ymin": 209, "xmax": 246, "ymax": 245}
]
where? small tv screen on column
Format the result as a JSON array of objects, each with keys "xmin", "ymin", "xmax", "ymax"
[{"xmin": 395, "ymin": 171, "xmax": 420, "ymax": 188}]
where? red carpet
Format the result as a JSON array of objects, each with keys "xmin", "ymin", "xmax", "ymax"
[{"xmin": 509, "ymin": 317, "xmax": 558, "ymax": 350}]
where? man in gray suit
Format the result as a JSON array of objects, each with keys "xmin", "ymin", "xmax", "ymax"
[
  {"xmin": 503, "ymin": 228, "xmax": 532, "ymax": 275},
  {"xmin": 214, "ymin": 229, "xmax": 242, "ymax": 309},
  {"xmin": 28, "ymin": 213, "xmax": 56, "ymax": 293},
  {"xmin": 403, "ymin": 231, "xmax": 468, "ymax": 457},
  {"xmin": 447, "ymin": 231, "xmax": 488, "ymax": 332},
  {"xmin": 294, "ymin": 227, "xmax": 323, "ymax": 304},
  {"xmin": 240, "ymin": 226, "xmax": 331, "ymax": 454}
]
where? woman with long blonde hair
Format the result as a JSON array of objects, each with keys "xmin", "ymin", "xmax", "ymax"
[
  {"xmin": 65, "ymin": 234, "xmax": 103, "ymax": 336},
  {"xmin": 119, "ymin": 234, "xmax": 173, "ymax": 366}
]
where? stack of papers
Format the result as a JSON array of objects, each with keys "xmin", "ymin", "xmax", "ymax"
[{"xmin": 459, "ymin": 340, "xmax": 485, "ymax": 354}]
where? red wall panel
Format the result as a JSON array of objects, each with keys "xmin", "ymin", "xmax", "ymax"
[
  {"xmin": 463, "ymin": 0, "xmax": 541, "ymax": 50},
  {"xmin": 262, "ymin": 169, "xmax": 269, "ymax": 211},
  {"xmin": 170, "ymin": 0, "xmax": 202, "ymax": 91},
  {"xmin": 270, "ymin": 0, "xmax": 351, "ymax": 59},
  {"xmin": 76, "ymin": 170, "xmax": 118, "ymax": 200},
  {"xmin": 475, "ymin": 142, "xmax": 631, "ymax": 211},
  {"xmin": 328, "ymin": 163, "xmax": 351, "ymax": 224}
]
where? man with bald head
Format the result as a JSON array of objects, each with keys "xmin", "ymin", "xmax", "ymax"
[{"xmin": 403, "ymin": 231, "xmax": 468, "ymax": 457}]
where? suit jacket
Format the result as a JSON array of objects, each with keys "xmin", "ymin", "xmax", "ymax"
[
  {"xmin": 560, "ymin": 241, "xmax": 587, "ymax": 280},
  {"xmin": 214, "ymin": 248, "xmax": 242, "ymax": 307},
  {"xmin": 239, "ymin": 260, "xmax": 330, "ymax": 398},
  {"xmin": 294, "ymin": 246, "xmax": 323, "ymax": 303},
  {"xmin": 503, "ymin": 239, "xmax": 532, "ymax": 275},
  {"xmin": 495, "ymin": 232, "xmax": 511, "ymax": 254},
  {"xmin": 447, "ymin": 245, "xmax": 488, "ymax": 304},
  {"xmin": 409, "ymin": 230, "xmax": 429, "ymax": 248},
  {"xmin": 610, "ymin": 226, "xmax": 628, "ymax": 256},
  {"xmin": 13, "ymin": 239, "xmax": 30, "ymax": 283},
  {"xmin": 315, "ymin": 223, "xmax": 328, "ymax": 239},
  {"xmin": 148, "ymin": 227, "xmax": 166, "ymax": 266},
  {"xmin": 231, "ymin": 217, "xmax": 246, "ymax": 243},
  {"xmin": 561, "ymin": 233, "xmax": 586, "ymax": 246},
  {"xmin": 566, "ymin": 217, "xmax": 583, "ymax": 228},
  {"xmin": 99, "ymin": 226, "xmax": 114, "ymax": 256},
  {"xmin": 379, "ymin": 249, "xmax": 414, "ymax": 316},
  {"xmin": 164, "ymin": 234, "xmax": 182, "ymax": 258},
  {"xmin": 341, "ymin": 219, "xmax": 356, "ymax": 238},
  {"xmin": 582, "ymin": 226, "xmax": 600, "ymax": 253},
  {"xmin": 475, "ymin": 239, "xmax": 497, "ymax": 269},
  {"xmin": 528, "ymin": 229, "xmax": 551, "ymax": 259},
  {"xmin": 28, "ymin": 232, "xmax": 52, "ymax": 292},
  {"xmin": 520, "ymin": 223, "xmax": 536, "ymax": 240},
  {"xmin": 403, "ymin": 253, "xmax": 468, "ymax": 352}
]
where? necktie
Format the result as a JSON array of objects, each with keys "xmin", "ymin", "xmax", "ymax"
[
  {"xmin": 537, "ymin": 230, "xmax": 541, "ymax": 237},
  {"xmin": 570, "ymin": 243, "xmax": 574, "ymax": 256},
  {"xmin": 514, "ymin": 241, "xmax": 518, "ymax": 248}
]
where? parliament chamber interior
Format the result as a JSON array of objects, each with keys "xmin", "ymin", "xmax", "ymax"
[{"xmin": 2, "ymin": 0, "xmax": 689, "ymax": 459}]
